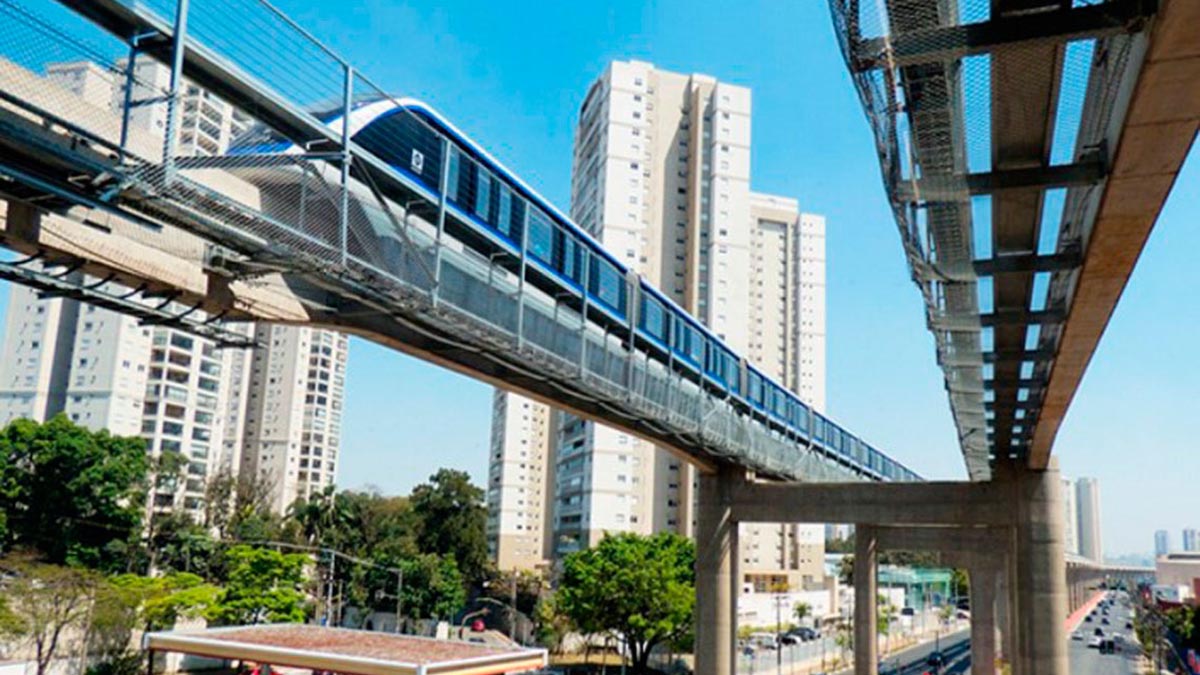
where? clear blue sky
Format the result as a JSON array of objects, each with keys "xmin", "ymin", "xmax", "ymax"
[{"xmin": 2, "ymin": 0, "xmax": 1196, "ymax": 557}]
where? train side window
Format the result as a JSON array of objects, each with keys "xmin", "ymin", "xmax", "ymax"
[
  {"xmin": 475, "ymin": 170, "xmax": 492, "ymax": 221},
  {"xmin": 446, "ymin": 148, "xmax": 461, "ymax": 202},
  {"xmin": 589, "ymin": 256, "xmax": 625, "ymax": 314},
  {"xmin": 686, "ymin": 326, "xmax": 703, "ymax": 364},
  {"xmin": 526, "ymin": 209, "xmax": 554, "ymax": 262},
  {"xmin": 559, "ymin": 230, "xmax": 583, "ymax": 282},
  {"xmin": 639, "ymin": 295, "xmax": 666, "ymax": 341},
  {"xmin": 496, "ymin": 185, "xmax": 512, "ymax": 237},
  {"xmin": 748, "ymin": 372, "xmax": 762, "ymax": 404}
]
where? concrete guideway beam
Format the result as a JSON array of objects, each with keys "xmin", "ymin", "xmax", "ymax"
[
  {"xmin": 727, "ymin": 479, "xmax": 1016, "ymax": 526},
  {"xmin": 874, "ymin": 525, "xmax": 1010, "ymax": 557},
  {"xmin": 1030, "ymin": 0, "xmax": 1200, "ymax": 467}
]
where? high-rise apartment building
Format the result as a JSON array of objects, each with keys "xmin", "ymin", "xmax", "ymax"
[
  {"xmin": 483, "ymin": 61, "xmax": 828, "ymax": 587},
  {"xmin": 1183, "ymin": 528, "xmax": 1198, "ymax": 552},
  {"xmin": 485, "ymin": 392, "xmax": 556, "ymax": 570},
  {"xmin": 238, "ymin": 325, "xmax": 348, "ymax": 513},
  {"xmin": 0, "ymin": 59, "xmax": 346, "ymax": 521},
  {"xmin": 1155, "ymin": 530, "xmax": 1170, "ymax": 557},
  {"xmin": 0, "ymin": 284, "xmax": 247, "ymax": 520},
  {"xmin": 116, "ymin": 56, "xmax": 253, "ymax": 157},
  {"xmin": 1075, "ymin": 477, "xmax": 1102, "ymax": 562},
  {"xmin": 1062, "ymin": 477, "xmax": 1079, "ymax": 557}
]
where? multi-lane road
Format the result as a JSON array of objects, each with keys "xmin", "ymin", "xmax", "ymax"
[
  {"xmin": 1068, "ymin": 592, "xmax": 1141, "ymax": 675},
  {"xmin": 736, "ymin": 592, "xmax": 1140, "ymax": 675}
]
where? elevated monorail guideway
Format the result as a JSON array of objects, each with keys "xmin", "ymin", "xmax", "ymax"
[
  {"xmin": 832, "ymin": 0, "xmax": 1198, "ymax": 478},
  {"xmin": 0, "ymin": 0, "xmax": 920, "ymax": 482}
]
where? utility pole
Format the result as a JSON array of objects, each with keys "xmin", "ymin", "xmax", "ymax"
[
  {"xmin": 395, "ymin": 568, "xmax": 404, "ymax": 633},
  {"xmin": 509, "ymin": 573, "xmax": 518, "ymax": 642},
  {"xmin": 775, "ymin": 591, "xmax": 784, "ymax": 672},
  {"xmin": 325, "ymin": 551, "xmax": 336, "ymax": 626}
]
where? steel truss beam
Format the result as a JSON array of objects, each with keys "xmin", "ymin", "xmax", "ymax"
[
  {"xmin": 895, "ymin": 159, "xmax": 1106, "ymax": 203},
  {"xmin": 0, "ymin": 254, "xmax": 256, "ymax": 348},
  {"xmin": 985, "ymin": 401, "xmax": 1040, "ymax": 412},
  {"xmin": 973, "ymin": 250, "xmax": 1082, "ymax": 276},
  {"xmin": 853, "ymin": 0, "xmax": 1157, "ymax": 70},
  {"xmin": 980, "ymin": 307, "xmax": 1065, "ymax": 327},
  {"xmin": 983, "ymin": 347, "xmax": 1055, "ymax": 364},
  {"xmin": 984, "ymin": 378, "xmax": 1042, "ymax": 391}
]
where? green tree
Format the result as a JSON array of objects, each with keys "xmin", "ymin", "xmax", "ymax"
[
  {"xmin": 224, "ymin": 473, "xmax": 284, "ymax": 546},
  {"xmin": 558, "ymin": 533, "xmax": 695, "ymax": 674},
  {"xmin": 533, "ymin": 594, "xmax": 572, "ymax": 655},
  {"xmin": 0, "ymin": 557, "xmax": 100, "ymax": 675},
  {"xmin": 793, "ymin": 602, "xmax": 812, "ymax": 626},
  {"xmin": 334, "ymin": 490, "xmax": 417, "ymax": 560},
  {"xmin": 0, "ymin": 416, "xmax": 148, "ymax": 569},
  {"xmin": 288, "ymin": 485, "xmax": 340, "ymax": 547},
  {"xmin": 481, "ymin": 568, "xmax": 545, "ymax": 617},
  {"xmin": 203, "ymin": 467, "xmax": 237, "ymax": 538},
  {"xmin": 109, "ymin": 572, "xmax": 220, "ymax": 631},
  {"xmin": 397, "ymin": 554, "xmax": 466, "ymax": 621},
  {"xmin": 877, "ymin": 594, "xmax": 897, "ymax": 654},
  {"xmin": 951, "ymin": 568, "xmax": 970, "ymax": 600},
  {"xmin": 410, "ymin": 470, "xmax": 489, "ymax": 584},
  {"xmin": 208, "ymin": 545, "xmax": 308, "ymax": 625},
  {"xmin": 838, "ymin": 555, "xmax": 854, "ymax": 585},
  {"xmin": 834, "ymin": 619, "xmax": 853, "ymax": 661}
]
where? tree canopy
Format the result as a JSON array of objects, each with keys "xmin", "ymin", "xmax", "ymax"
[
  {"xmin": 207, "ymin": 545, "xmax": 309, "ymax": 625},
  {"xmin": 559, "ymin": 532, "xmax": 695, "ymax": 674},
  {"xmin": 0, "ymin": 416, "xmax": 147, "ymax": 569},
  {"xmin": 410, "ymin": 469, "xmax": 489, "ymax": 584}
]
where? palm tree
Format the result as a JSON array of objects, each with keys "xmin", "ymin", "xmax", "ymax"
[
  {"xmin": 289, "ymin": 485, "xmax": 338, "ymax": 546},
  {"xmin": 794, "ymin": 601, "xmax": 812, "ymax": 627},
  {"xmin": 877, "ymin": 594, "xmax": 897, "ymax": 655}
]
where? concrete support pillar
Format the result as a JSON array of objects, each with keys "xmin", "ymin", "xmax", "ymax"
[
  {"xmin": 993, "ymin": 564, "xmax": 1012, "ymax": 667},
  {"xmin": 695, "ymin": 468, "xmax": 739, "ymax": 675},
  {"xmin": 1006, "ymin": 459, "xmax": 1069, "ymax": 675},
  {"xmin": 854, "ymin": 524, "xmax": 878, "ymax": 675},
  {"xmin": 969, "ymin": 566, "xmax": 998, "ymax": 675}
]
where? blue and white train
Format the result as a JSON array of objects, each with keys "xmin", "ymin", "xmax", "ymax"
[{"xmin": 233, "ymin": 95, "xmax": 918, "ymax": 482}]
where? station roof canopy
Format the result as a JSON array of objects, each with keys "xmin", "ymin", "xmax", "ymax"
[{"xmin": 144, "ymin": 625, "xmax": 547, "ymax": 675}]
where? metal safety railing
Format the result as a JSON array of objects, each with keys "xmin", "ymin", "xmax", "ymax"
[{"xmin": 0, "ymin": 0, "xmax": 921, "ymax": 482}]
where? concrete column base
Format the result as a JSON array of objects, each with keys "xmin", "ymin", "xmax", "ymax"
[
  {"xmin": 695, "ymin": 468, "xmax": 739, "ymax": 675},
  {"xmin": 970, "ymin": 566, "xmax": 998, "ymax": 675},
  {"xmin": 1001, "ymin": 459, "xmax": 1069, "ymax": 675},
  {"xmin": 854, "ymin": 524, "xmax": 878, "ymax": 675}
]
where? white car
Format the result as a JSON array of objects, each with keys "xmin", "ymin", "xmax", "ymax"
[
  {"xmin": 1071, "ymin": 631, "xmax": 1084, "ymax": 641},
  {"xmin": 1088, "ymin": 637, "xmax": 1103, "ymax": 649}
]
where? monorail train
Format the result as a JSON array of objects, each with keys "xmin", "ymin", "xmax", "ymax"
[{"xmin": 233, "ymin": 95, "xmax": 918, "ymax": 482}]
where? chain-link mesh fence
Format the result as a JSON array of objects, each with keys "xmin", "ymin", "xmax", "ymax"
[
  {"xmin": 0, "ymin": 0, "xmax": 922, "ymax": 482},
  {"xmin": 828, "ymin": 0, "xmax": 1150, "ymax": 478}
]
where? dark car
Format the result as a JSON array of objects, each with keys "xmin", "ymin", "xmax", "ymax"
[
  {"xmin": 927, "ymin": 651, "xmax": 945, "ymax": 668},
  {"xmin": 1084, "ymin": 615, "xmax": 1092, "ymax": 622},
  {"xmin": 1101, "ymin": 617, "xmax": 1110, "ymax": 625},
  {"xmin": 780, "ymin": 634, "xmax": 801, "ymax": 646},
  {"xmin": 1094, "ymin": 628, "xmax": 1104, "ymax": 637},
  {"xmin": 1125, "ymin": 621, "xmax": 1133, "ymax": 630}
]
